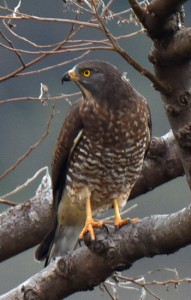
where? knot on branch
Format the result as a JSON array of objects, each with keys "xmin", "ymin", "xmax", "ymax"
[
  {"xmin": 84, "ymin": 228, "xmax": 123, "ymax": 268},
  {"xmin": 165, "ymin": 103, "xmax": 182, "ymax": 116},
  {"xmin": 148, "ymin": 137, "xmax": 166, "ymax": 157},
  {"xmin": 175, "ymin": 123, "xmax": 191, "ymax": 148},
  {"xmin": 22, "ymin": 287, "xmax": 44, "ymax": 300},
  {"xmin": 165, "ymin": 91, "xmax": 191, "ymax": 116},
  {"xmin": 86, "ymin": 229, "xmax": 114, "ymax": 253},
  {"xmin": 179, "ymin": 91, "xmax": 191, "ymax": 107},
  {"xmin": 56, "ymin": 254, "xmax": 73, "ymax": 278},
  {"xmin": 165, "ymin": 90, "xmax": 191, "ymax": 116},
  {"xmin": 166, "ymin": 159, "xmax": 178, "ymax": 177}
]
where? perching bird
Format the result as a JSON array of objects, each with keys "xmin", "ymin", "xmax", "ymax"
[{"xmin": 35, "ymin": 60, "xmax": 151, "ymax": 266}]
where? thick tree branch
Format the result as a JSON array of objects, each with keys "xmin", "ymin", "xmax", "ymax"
[
  {"xmin": 0, "ymin": 132, "xmax": 184, "ymax": 262},
  {"xmin": 0, "ymin": 183, "xmax": 53, "ymax": 263},
  {"xmin": 129, "ymin": 0, "xmax": 190, "ymax": 61},
  {"xmin": 129, "ymin": 0, "xmax": 186, "ymax": 39},
  {"xmin": 149, "ymin": 28, "xmax": 191, "ymax": 64},
  {"xmin": 1, "ymin": 203, "xmax": 191, "ymax": 300},
  {"xmin": 1, "ymin": 1, "xmax": 191, "ymax": 299},
  {"xmin": 147, "ymin": 0, "xmax": 186, "ymax": 19},
  {"xmin": 130, "ymin": 0, "xmax": 191, "ymax": 189},
  {"xmin": 130, "ymin": 130, "xmax": 184, "ymax": 199}
]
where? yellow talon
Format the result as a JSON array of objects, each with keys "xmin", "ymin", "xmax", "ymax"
[
  {"xmin": 79, "ymin": 196, "xmax": 104, "ymax": 240},
  {"xmin": 79, "ymin": 197, "xmax": 140, "ymax": 241},
  {"xmin": 79, "ymin": 219, "xmax": 104, "ymax": 240},
  {"xmin": 113, "ymin": 199, "xmax": 140, "ymax": 229}
]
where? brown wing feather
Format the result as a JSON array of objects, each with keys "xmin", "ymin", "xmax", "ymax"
[
  {"xmin": 52, "ymin": 100, "xmax": 83, "ymax": 207},
  {"xmin": 143, "ymin": 99, "xmax": 152, "ymax": 156},
  {"xmin": 35, "ymin": 100, "xmax": 83, "ymax": 262}
]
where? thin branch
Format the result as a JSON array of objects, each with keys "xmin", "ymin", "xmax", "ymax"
[
  {"xmin": 0, "ymin": 199, "xmax": 16, "ymax": 206},
  {"xmin": 0, "ymin": 92, "xmax": 80, "ymax": 105},
  {"xmin": 102, "ymin": 282, "xmax": 116, "ymax": 300},
  {"xmin": 103, "ymin": 204, "xmax": 138, "ymax": 222},
  {"xmin": 3, "ymin": 19, "xmax": 70, "ymax": 49},
  {"xmin": 0, "ymin": 166, "xmax": 49, "ymax": 199},
  {"xmin": 2, "ymin": 13, "xmax": 74, "ymax": 80},
  {"xmin": 114, "ymin": 274, "xmax": 161, "ymax": 300},
  {"xmin": 92, "ymin": 3, "xmax": 167, "ymax": 93},
  {"xmin": 0, "ymin": 12, "xmax": 94, "ymax": 81},
  {"xmin": 140, "ymin": 285, "xmax": 161, "ymax": 300},
  {"xmin": 101, "ymin": 0, "xmax": 114, "ymax": 17},
  {"xmin": 128, "ymin": 0, "xmax": 145, "ymax": 18},
  {"xmin": 0, "ymin": 11, "xmax": 100, "ymax": 29},
  {"xmin": 17, "ymin": 50, "xmax": 91, "ymax": 76},
  {"xmin": 0, "ymin": 31, "xmax": 25, "ymax": 67},
  {"xmin": 0, "ymin": 30, "xmax": 144, "ymax": 56},
  {"xmin": 0, "ymin": 105, "xmax": 55, "ymax": 181},
  {"xmin": 114, "ymin": 273, "xmax": 191, "ymax": 290},
  {"xmin": 0, "ymin": 41, "xmax": 109, "ymax": 55}
]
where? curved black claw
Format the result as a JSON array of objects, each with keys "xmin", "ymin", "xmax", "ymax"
[
  {"xmin": 102, "ymin": 223, "xmax": 109, "ymax": 234},
  {"xmin": 78, "ymin": 238, "xmax": 83, "ymax": 248}
]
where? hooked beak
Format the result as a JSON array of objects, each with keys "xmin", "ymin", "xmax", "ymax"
[{"xmin": 61, "ymin": 68, "xmax": 80, "ymax": 84}]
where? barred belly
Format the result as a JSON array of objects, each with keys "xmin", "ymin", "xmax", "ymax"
[{"xmin": 65, "ymin": 133, "xmax": 147, "ymax": 215}]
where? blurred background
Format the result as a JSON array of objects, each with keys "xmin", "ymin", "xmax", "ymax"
[{"xmin": 0, "ymin": 0, "xmax": 191, "ymax": 299}]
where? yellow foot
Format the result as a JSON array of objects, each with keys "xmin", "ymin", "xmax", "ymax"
[
  {"xmin": 113, "ymin": 199, "xmax": 140, "ymax": 230},
  {"xmin": 79, "ymin": 218, "xmax": 104, "ymax": 241},
  {"xmin": 115, "ymin": 217, "xmax": 140, "ymax": 230},
  {"xmin": 131, "ymin": 217, "xmax": 140, "ymax": 223}
]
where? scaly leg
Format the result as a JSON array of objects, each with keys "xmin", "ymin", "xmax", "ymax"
[
  {"xmin": 79, "ymin": 196, "xmax": 104, "ymax": 240},
  {"xmin": 114, "ymin": 199, "xmax": 139, "ymax": 229}
]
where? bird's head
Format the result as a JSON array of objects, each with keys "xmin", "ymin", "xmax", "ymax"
[{"xmin": 62, "ymin": 60, "xmax": 129, "ymax": 105}]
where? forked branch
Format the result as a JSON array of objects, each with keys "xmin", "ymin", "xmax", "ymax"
[{"xmin": 1, "ymin": 203, "xmax": 191, "ymax": 300}]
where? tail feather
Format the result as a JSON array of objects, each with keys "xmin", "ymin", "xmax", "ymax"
[
  {"xmin": 45, "ymin": 224, "xmax": 83, "ymax": 266},
  {"xmin": 35, "ymin": 191, "xmax": 86, "ymax": 266},
  {"xmin": 35, "ymin": 225, "xmax": 56, "ymax": 262},
  {"xmin": 35, "ymin": 223, "xmax": 83, "ymax": 267}
]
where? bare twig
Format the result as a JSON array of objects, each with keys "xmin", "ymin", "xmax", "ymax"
[
  {"xmin": 0, "ymin": 199, "xmax": 16, "ymax": 206},
  {"xmin": 0, "ymin": 11, "xmax": 100, "ymax": 29},
  {"xmin": 114, "ymin": 272, "xmax": 191, "ymax": 290},
  {"xmin": 103, "ymin": 204, "xmax": 138, "ymax": 222},
  {"xmin": 17, "ymin": 50, "xmax": 91, "ymax": 76},
  {"xmin": 92, "ymin": 2, "xmax": 167, "ymax": 93},
  {"xmin": 101, "ymin": 283, "xmax": 116, "ymax": 300},
  {"xmin": 0, "ymin": 31, "xmax": 25, "ymax": 67},
  {"xmin": 0, "ymin": 105, "xmax": 55, "ymax": 181},
  {"xmin": 128, "ymin": 0, "xmax": 147, "ymax": 25},
  {"xmin": 0, "ymin": 11, "xmax": 94, "ymax": 81},
  {"xmin": 0, "ymin": 166, "xmax": 49, "ymax": 199},
  {"xmin": 0, "ymin": 92, "xmax": 81, "ymax": 105}
]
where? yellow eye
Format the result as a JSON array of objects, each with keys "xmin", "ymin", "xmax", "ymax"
[{"xmin": 83, "ymin": 69, "xmax": 91, "ymax": 77}]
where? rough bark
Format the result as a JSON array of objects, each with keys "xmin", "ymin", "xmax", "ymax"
[
  {"xmin": 0, "ymin": 180, "xmax": 53, "ymax": 263},
  {"xmin": 0, "ymin": 132, "xmax": 184, "ymax": 263},
  {"xmin": 0, "ymin": 1, "xmax": 190, "ymax": 298},
  {"xmin": 130, "ymin": 130, "xmax": 184, "ymax": 199},
  {"xmin": 1, "ymin": 204, "xmax": 191, "ymax": 300},
  {"xmin": 130, "ymin": 0, "xmax": 191, "ymax": 188}
]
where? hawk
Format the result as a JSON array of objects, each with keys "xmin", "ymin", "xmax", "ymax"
[{"xmin": 35, "ymin": 60, "xmax": 151, "ymax": 266}]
